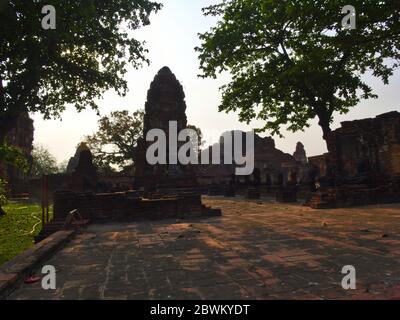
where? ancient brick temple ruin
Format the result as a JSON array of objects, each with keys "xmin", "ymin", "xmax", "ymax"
[
  {"xmin": 328, "ymin": 111, "xmax": 400, "ymax": 180},
  {"xmin": 134, "ymin": 66, "xmax": 198, "ymax": 193},
  {"xmin": 45, "ymin": 67, "xmax": 220, "ymax": 236},
  {"xmin": 0, "ymin": 112, "xmax": 34, "ymax": 195},
  {"xmin": 308, "ymin": 111, "xmax": 400, "ymax": 208},
  {"xmin": 197, "ymin": 131, "xmax": 309, "ymax": 201},
  {"xmin": 28, "ymin": 142, "xmax": 99, "ymax": 201}
]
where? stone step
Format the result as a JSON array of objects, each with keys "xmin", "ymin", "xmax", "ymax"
[
  {"xmin": 35, "ymin": 217, "xmax": 90, "ymax": 243},
  {"xmin": 310, "ymin": 202, "xmax": 334, "ymax": 209}
]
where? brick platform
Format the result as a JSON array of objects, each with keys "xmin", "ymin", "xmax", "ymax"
[
  {"xmin": 6, "ymin": 198, "xmax": 400, "ymax": 300},
  {"xmin": 53, "ymin": 191, "xmax": 221, "ymax": 222}
]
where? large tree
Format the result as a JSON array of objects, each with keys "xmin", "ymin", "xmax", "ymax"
[
  {"xmin": 0, "ymin": 0, "xmax": 162, "ymax": 142},
  {"xmin": 84, "ymin": 110, "xmax": 144, "ymax": 172},
  {"xmin": 196, "ymin": 0, "xmax": 400, "ymax": 146},
  {"xmin": 187, "ymin": 124, "xmax": 204, "ymax": 157},
  {"xmin": 30, "ymin": 143, "xmax": 59, "ymax": 177}
]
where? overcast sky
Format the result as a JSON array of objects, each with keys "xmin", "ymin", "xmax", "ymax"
[{"xmin": 32, "ymin": 0, "xmax": 400, "ymax": 163}]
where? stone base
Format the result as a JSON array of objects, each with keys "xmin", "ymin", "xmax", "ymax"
[
  {"xmin": 224, "ymin": 185, "xmax": 236, "ymax": 197},
  {"xmin": 246, "ymin": 187, "xmax": 260, "ymax": 199},
  {"xmin": 276, "ymin": 186, "xmax": 298, "ymax": 203},
  {"xmin": 53, "ymin": 191, "xmax": 221, "ymax": 222},
  {"xmin": 208, "ymin": 184, "xmax": 225, "ymax": 196},
  {"xmin": 306, "ymin": 192, "xmax": 335, "ymax": 209},
  {"xmin": 306, "ymin": 179, "xmax": 400, "ymax": 209}
]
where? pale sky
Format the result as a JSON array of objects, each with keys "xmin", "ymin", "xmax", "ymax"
[{"xmin": 32, "ymin": 0, "xmax": 400, "ymax": 163}]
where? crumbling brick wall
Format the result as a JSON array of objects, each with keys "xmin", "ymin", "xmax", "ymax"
[
  {"xmin": 53, "ymin": 191, "xmax": 205, "ymax": 221},
  {"xmin": 327, "ymin": 111, "xmax": 400, "ymax": 180}
]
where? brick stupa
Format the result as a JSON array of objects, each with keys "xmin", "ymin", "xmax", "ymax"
[{"xmin": 135, "ymin": 67, "xmax": 197, "ymax": 193}]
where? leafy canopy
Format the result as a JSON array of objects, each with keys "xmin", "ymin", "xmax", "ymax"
[
  {"xmin": 196, "ymin": 0, "xmax": 400, "ymax": 140},
  {"xmin": 0, "ymin": 0, "xmax": 162, "ymax": 139},
  {"xmin": 0, "ymin": 143, "xmax": 29, "ymax": 172},
  {"xmin": 30, "ymin": 144, "xmax": 59, "ymax": 177},
  {"xmin": 84, "ymin": 109, "xmax": 144, "ymax": 172}
]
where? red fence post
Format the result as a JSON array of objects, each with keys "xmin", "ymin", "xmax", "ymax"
[
  {"xmin": 45, "ymin": 175, "xmax": 49, "ymax": 223},
  {"xmin": 41, "ymin": 175, "xmax": 45, "ymax": 227}
]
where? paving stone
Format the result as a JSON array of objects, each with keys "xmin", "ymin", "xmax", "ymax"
[{"xmin": 5, "ymin": 199, "xmax": 400, "ymax": 299}]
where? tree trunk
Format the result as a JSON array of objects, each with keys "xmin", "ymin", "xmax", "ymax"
[
  {"xmin": 0, "ymin": 75, "xmax": 31, "ymax": 143},
  {"xmin": 317, "ymin": 112, "xmax": 332, "ymax": 151},
  {"xmin": 0, "ymin": 112, "xmax": 22, "ymax": 143},
  {"xmin": 317, "ymin": 110, "xmax": 338, "ymax": 184}
]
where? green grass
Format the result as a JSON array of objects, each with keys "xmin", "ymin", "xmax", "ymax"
[{"xmin": 0, "ymin": 202, "xmax": 53, "ymax": 266}]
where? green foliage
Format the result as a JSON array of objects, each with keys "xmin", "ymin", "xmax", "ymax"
[
  {"xmin": 0, "ymin": 143, "xmax": 29, "ymax": 212},
  {"xmin": 84, "ymin": 110, "xmax": 145, "ymax": 171},
  {"xmin": 57, "ymin": 160, "xmax": 69, "ymax": 174},
  {"xmin": 0, "ymin": 0, "xmax": 162, "ymax": 139},
  {"xmin": 0, "ymin": 143, "xmax": 29, "ymax": 172},
  {"xmin": 30, "ymin": 144, "xmax": 59, "ymax": 177},
  {"xmin": 187, "ymin": 124, "xmax": 205, "ymax": 156},
  {"xmin": 0, "ymin": 179, "xmax": 7, "ymax": 207},
  {"xmin": 196, "ymin": 0, "xmax": 400, "ymax": 141}
]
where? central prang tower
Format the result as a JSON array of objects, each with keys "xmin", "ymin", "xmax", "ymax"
[{"xmin": 135, "ymin": 66, "xmax": 197, "ymax": 192}]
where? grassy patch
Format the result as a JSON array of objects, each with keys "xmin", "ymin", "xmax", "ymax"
[{"xmin": 0, "ymin": 202, "xmax": 53, "ymax": 266}]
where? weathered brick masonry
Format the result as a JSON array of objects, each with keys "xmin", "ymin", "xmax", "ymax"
[{"xmin": 53, "ymin": 191, "xmax": 220, "ymax": 222}]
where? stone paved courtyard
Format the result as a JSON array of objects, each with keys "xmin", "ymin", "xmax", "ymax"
[{"xmin": 7, "ymin": 197, "xmax": 400, "ymax": 300}]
